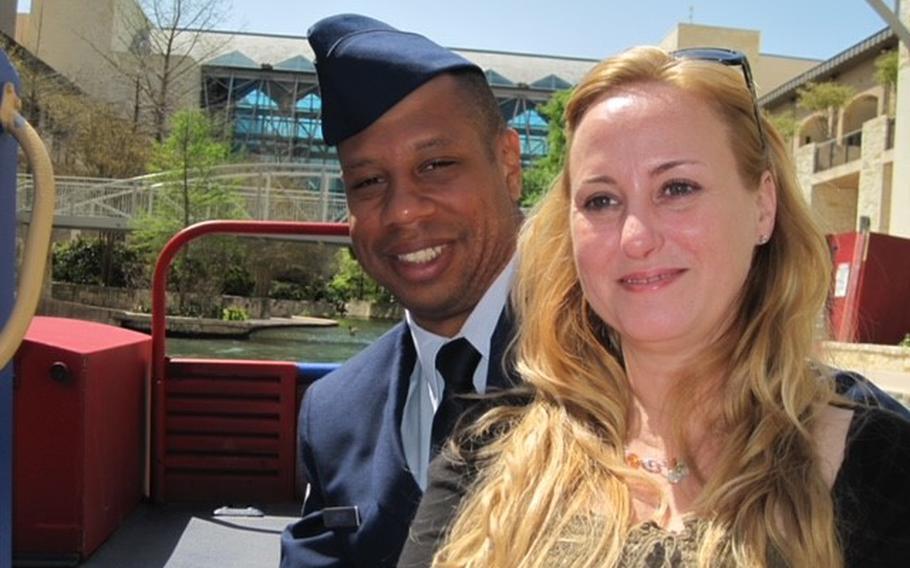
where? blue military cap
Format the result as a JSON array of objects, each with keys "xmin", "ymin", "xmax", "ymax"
[{"xmin": 307, "ymin": 14, "xmax": 481, "ymax": 146}]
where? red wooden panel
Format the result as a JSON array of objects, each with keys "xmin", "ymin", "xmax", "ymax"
[
  {"xmin": 168, "ymin": 359, "xmax": 294, "ymax": 381},
  {"xmin": 166, "ymin": 416, "xmax": 281, "ymax": 435},
  {"xmin": 163, "ymin": 475, "xmax": 287, "ymax": 502},
  {"xmin": 166, "ymin": 398, "xmax": 281, "ymax": 416},
  {"xmin": 157, "ymin": 359, "xmax": 298, "ymax": 502},
  {"xmin": 164, "ymin": 455, "xmax": 280, "ymax": 471},
  {"xmin": 166, "ymin": 378, "xmax": 282, "ymax": 397},
  {"xmin": 167, "ymin": 435, "xmax": 280, "ymax": 454}
]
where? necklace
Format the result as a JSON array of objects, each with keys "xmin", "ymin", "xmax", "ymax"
[{"xmin": 625, "ymin": 452, "xmax": 690, "ymax": 484}]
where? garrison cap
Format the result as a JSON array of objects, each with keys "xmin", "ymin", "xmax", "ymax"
[{"xmin": 307, "ymin": 13, "xmax": 481, "ymax": 146}]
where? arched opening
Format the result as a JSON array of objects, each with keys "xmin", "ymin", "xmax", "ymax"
[
  {"xmin": 799, "ymin": 114, "xmax": 828, "ymax": 146},
  {"xmin": 841, "ymin": 95, "xmax": 878, "ymax": 136}
]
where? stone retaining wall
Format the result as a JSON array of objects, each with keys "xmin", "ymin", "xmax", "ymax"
[
  {"xmin": 39, "ymin": 297, "xmax": 126, "ymax": 326},
  {"xmin": 49, "ymin": 282, "xmax": 402, "ymax": 321},
  {"xmin": 825, "ymin": 341, "xmax": 910, "ymax": 401},
  {"xmin": 345, "ymin": 300, "xmax": 402, "ymax": 320},
  {"xmin": 824, "ymin": 341, "xmax": 910, "ymax": 374}
]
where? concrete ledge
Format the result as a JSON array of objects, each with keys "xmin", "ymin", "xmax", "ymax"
[
  {"xmin": 119, "ymin": 312, "xmax": 337, "ymax": 339},
  {"xmin": 38, "ymin": 299, "xmax": 338, "ymax": 338},
  {"xmin": 862, "ymin": 369, "xmax": 910, "ymax": 396},
  {"xmin": 825, "ymin": 341, "xmax": 910, "ymax": 395}
]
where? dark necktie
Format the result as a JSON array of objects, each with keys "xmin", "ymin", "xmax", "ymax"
[{"xmin": 430, "ymin": 338, "xmax": 481, "ymax": 455}]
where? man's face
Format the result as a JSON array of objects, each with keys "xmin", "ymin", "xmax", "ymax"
[{"xmin": 338, "ymin": 74, "xmax": 522, "ymax": 337}]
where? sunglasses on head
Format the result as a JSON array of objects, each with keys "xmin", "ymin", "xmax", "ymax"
[{"xmin": 671, "ymin": 47, "xmax": 768, "ymax": 153}]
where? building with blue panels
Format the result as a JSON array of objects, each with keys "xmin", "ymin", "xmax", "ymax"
[
  {"xmin": 195, "ymin": 29, "xmax": 595, "ymax": 166},
  {"xmin": 14, "ymin": 1, "xmax": 867, "ymax": 185}
]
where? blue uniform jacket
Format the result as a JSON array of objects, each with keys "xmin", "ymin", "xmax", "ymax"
[{"xmin": 280, "ymin": 311, "xmax": 514, "ymax": 567}]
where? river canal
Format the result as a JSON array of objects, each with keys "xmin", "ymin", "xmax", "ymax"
[{"xmin": 166, "ymin": 318, "xmax": 398, "ymax": 363}]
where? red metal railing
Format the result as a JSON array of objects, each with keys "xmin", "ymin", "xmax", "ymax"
[{"xmin": 150, "ymin": 220, "xmax": 349, "ymax": 501}]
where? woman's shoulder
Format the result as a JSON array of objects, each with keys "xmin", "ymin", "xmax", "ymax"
[
  {"xmin": 834, "ymin": 406, "xmax": 910, "ymax": 565},
  {"xmin": 830, "ymin": 367, "xmax": 910, "ymax": 418},
  {"xmin": 847, "ymin": 404, "xmax": 910, "ymax": 446},
  {"xmin": 839, "ymin": 405, "xmax": 910, "ymax": 482}
]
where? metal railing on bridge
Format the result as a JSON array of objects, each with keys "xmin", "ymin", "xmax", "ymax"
[{"xmin": 15, "ymin": 162, "xmax": 350, "ymax": 230}]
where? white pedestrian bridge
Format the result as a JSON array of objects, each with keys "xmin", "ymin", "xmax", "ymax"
[{"xmin": 15, "ymin": 162, "xmax": 350, "ymax": 231}]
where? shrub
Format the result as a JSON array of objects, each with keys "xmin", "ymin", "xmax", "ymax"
[
  {"xmin": 221, "ymin": 306, "xmax": 249, "ymax": 321},
  {"xmin": 53, "ymin": 236, "xmax": 143, "ymax": 287},
  {"xmin": 521, "ymin": 89, "xmax": 570, "ymax": 206},
  {"xmin": 270, "ymin": 280, "xmax": 307, "ymax": 301},
  {"xmin": 875, "ymin": 50, "xmax": 898, "ymax": 89},
  {"xmin": 328, "ymin": 248, "xmax": 393, "ymax": 303},
  {"xmin": 768, "ymin": 111, "xmax": 798, "ymax": 142},
  {"xmin": 797, "ymin": 81, "xmax": 855, "ymax": 114},
  {"xmin": 223, "ymin": 264, "xmax": 255, "ymax": 296}
]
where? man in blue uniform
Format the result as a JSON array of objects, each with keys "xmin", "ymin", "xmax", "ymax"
[{"xmin": 280, "ymin": 14, "xmax": 523, "ymax": 567}]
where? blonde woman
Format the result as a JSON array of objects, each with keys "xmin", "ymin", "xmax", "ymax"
[{"xmin": 398, "ymin": 47, "xmax": 910, "ymax": 567}]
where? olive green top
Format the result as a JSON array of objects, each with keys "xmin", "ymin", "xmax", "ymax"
[{"xmin": 546, "ymin": 517, "xmax": 713, "ymax": 567}]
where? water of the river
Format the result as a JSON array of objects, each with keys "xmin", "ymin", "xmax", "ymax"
[{"xmin": 166, "ymin": 318, "xmax": 398, "ymax": 363}]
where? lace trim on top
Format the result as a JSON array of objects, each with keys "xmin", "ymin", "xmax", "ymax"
[
  {"xmin": 618, "ymin": 518, "xmax": 714, "ymax": 568},
  {"xmin": 545, "ymin": 516, "xmax": 731, "ymax": 568}
]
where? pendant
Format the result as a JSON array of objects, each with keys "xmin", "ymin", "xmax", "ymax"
[
  {"xmin": 665, "ymin": 461, "xmax": 690, "ymax": 484},
  {"xmin": 625, "ymin": 452, "xmax": 690, "ymax": 484}
]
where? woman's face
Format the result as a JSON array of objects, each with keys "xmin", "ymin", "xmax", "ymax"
[{"xmin": 569, "ymin": 82, "xmax": 776, "ymax": 357}]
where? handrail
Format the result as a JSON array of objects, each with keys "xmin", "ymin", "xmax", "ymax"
[
  {"xmin": 149, "ymin": 220, "xmax": 349, "ymax": 500},
  {"xmin": 842, "ymin": 127, "xmax": 863, "ymax": 146},
  {"xmin": 15, "ymin": 170, "xmax": 350, "ymax": 225},
  {"xmin": 0, "ymin": 82, "xmax": 56, "ymax": 369},
  {"xmin": 89, "ymin": 161, "xmax": 342, "ymax": 187},
  {"xmin": 814, "ymin": 132, "xmax": 864, "ymax": 173}
]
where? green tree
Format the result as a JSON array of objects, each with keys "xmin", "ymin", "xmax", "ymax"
[
  {"xmin": 874, "ymin": 50, "xmax": 899, "ymax": 89},
  {"xmin": 2, "ymin": 36, "xmax": 151, "ymax": 177},
  {"xmin": 243, "ymin": 239, "xmax": 339, "ymax": 318},
  {"xmin": 131, "ymin": 109, "xmax": 244, "ymax": 252},
  {"xmin": 328, "ymin": 248, "xmax": 393, "ymax": 305},
  {"xmin": 52, "ymin": 235, "xmax": 143, "ymax": 287},
  {"xmin": 875, "ymin": 50, "xmax": 899, "ymax": 116},
  {"xmin": 768, "ymin": 110, "xmax": 798, "ymax": 144},
  {"xmin": 91, "ymin": 0, "xmax": 231, "ymax": 141},
  {"xmin": 129, "ymin": 109, "xmax": 247, "ymax": 315},
  {"xmin": 797, "ymin": 81, "xmax": 855, "ymax": 139},
  {"xmin": 521, "ymin": 89, "xmax": 571, "ymax": 206}
]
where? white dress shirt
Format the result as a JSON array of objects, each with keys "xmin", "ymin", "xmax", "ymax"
[{"xmin": 400, "ymin": 255, "xmax": 516, "ymax": 489}]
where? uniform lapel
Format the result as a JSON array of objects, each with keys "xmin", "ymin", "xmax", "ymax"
[
  {"xmin": 371, "ymin": 324, "xmax": 421, "ymax": 517},
  {"xmin": 369, "ymin": 309, "xmax": 515, "ymax": 518},
  {"xmin": 487, "ymin": 305, "xmax": 517, "ymax": 390}
]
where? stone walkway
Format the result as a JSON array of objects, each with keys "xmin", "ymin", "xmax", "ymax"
[{"xmin": 119, "ymin": 312, "xmax": 338, "ymax": 338}]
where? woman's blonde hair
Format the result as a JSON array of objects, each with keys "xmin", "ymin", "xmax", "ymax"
[{"xmin": 434, "ymin": 46, "xmax": 840, "ymax": 567}]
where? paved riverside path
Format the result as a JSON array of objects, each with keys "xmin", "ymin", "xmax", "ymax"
[{"xmin": 119, "ymin": 313, "xmax": 337, "ymax": 338}]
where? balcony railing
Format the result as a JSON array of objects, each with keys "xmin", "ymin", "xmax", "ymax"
[{"xmin": 814, "ymin": 128, "xmax": 862, "ymax": 172}]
